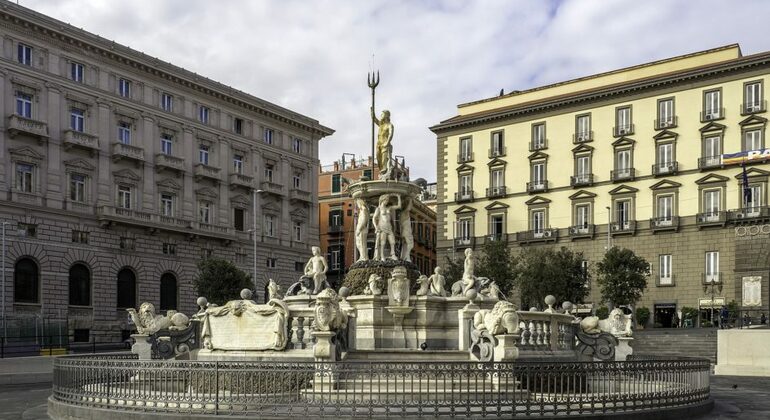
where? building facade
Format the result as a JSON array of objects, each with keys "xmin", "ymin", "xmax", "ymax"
[
  {"xmin": 318, "ymin": 157, "xmax": 436, "ymax": 286},
  {"xmin": 0, "ymin": 3, "xmax": 333, "ymax": 343},
  {"xmin": 431, "ymin": 45, "xmax": 770, "ymax": 327}
]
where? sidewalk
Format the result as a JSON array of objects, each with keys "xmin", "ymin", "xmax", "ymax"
[{"xmin": 0, "ymin": 355, "xmax": 55, "ymax": 385}]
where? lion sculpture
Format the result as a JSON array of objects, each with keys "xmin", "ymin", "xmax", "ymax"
[
  {"xmin": 579, "ymin": 308, "xmax": 633, "ymax": 337},
  {"xmin": 473, "ymin": 301, "xmax": 519, "ymax": 336},
  {"xmin": 127, "ymin": 302, "xmax": 189, "ymax": 335}
]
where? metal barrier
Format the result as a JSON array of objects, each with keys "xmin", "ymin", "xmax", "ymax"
[{"xmin": 51, "ymin": 354, "xmax": 711, "ymax": 418}]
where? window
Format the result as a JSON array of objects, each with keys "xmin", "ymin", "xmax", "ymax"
[
  {"xmin": 659, "ymin": 255, "xmax": 672, "ymax": 285},
  {"xmin": 295, "ymin": 262, "xmax": 304, "ymax": 272},
  {"xmin": 489, "ymin": 214, "xmax": 504, "ymax": 239},
  {"xmin": 119, "ymin": 237, "xmax": 135, "ymax": 250},
  {"xmin": 656, "ymin": 143, "xmax": 674, "ymax": 170},
  {"xmin": 459, "ymin": 137, "xmax": 472, "ymax": 161},
  {"xmin": 745, "ymin": 184, "xmax": 763, "ymax": 211},
  {"xmin": 457, "ymin": 218, "xmax": 472, "ymax": 242},
  {"xmin": 160, "ymin": 194, "xmax": 174, "ymax": 216},
  {"xmin": 575, "ymin": 204, "xmax": 591, "ymax": 231},
  {"xmin": 703, "ymin": 136, "xmax": 721, "ymax": 166},
  {"xmin": 71, "ymin": 230, "xmax": 89, "ymax": 244},
  {"xmin": 266, "ymin": 258, "xmax": 278, "ymax": 268},
  {"xmin": 293, "ymin": 221, "xmax": 302, "ymax": 241},
  {"xmin": 15, "ymin": 92, "xmax": 32, "ymax": 118},
  {"xmin": 490, "ymin": 131, "xmax": 504, "ymax": 156},
  {"xmin": 161, "ymin": 93, "xmax": 174, "ymax": 112},
  {"xmin": 703, "ymin": 189, "xmax": 721, "ymax": 218},
  {"xmin": 116, "ymin": 268, "xmax": 136, "ymax": 308},
  {"xmin": 531, "ymin": 162, "xmax": 546, "ymax": 187},
  {"xmin": 162, "ymin": 243, "xmax": 176, "ymax": 255},
  {"xmin": 744, "ymin": 129, "xmax": 763, "ymax": 151},
  {"xmin": 159, "ymin": 273, "xmax": 177, "ymax": 311},
  {"xmin": 117, "ymin": 185, "xmax": 132, "ymax": 209},
  {"xmin": 490, "ymin": 169, "xmax": 504, "ymax": 189},
  {"xmin": 264, "ymin": 215, "xmax": 275, "ymax": 237},
  {"xmin": 531, "ymin": 123, "xmax": 546, "ymax": 149},
  {"xmin": 233, "ymin": 208, "xmax": 244, "ymax": 231},
  {"xmin": 199, "ymin": 106, "xmax": 210, "ymax": 124},
  {"xmin": 293, "ymin": 138, "xmax": 302, "ymax": 153},
  {"xmin": 704, "ymin": 90, "xmax": 721, "ymax": 119},
  {"xmin": 73, "ymin": 329, "xmax": 90, "ymax": 343},
  {"xmin": 233, "ymin": 154, "xmax": 243, "ymax": 174},
  {"xmin": 14, "ymin": 258, "xmax": 39, "ymax": 304},
  {"xmin": 531, "ymin": 209, "xmax": 546, "ymax": 234},
  {"xmin": 161, "ymin": 134, "xmax": 173, "ymax": 155},
  {"xmin": 199, "ymin": 145, "xmax": 210, "ymax": 165},
  {"xmin": 18, "ymin": 43, "xmax": 32, "ymax": 66},
  {"xmin": 234, "ymin": 118, "xmax": 243, "ymax": 135},
  {"xmin": 118, "ymin": 78, "xmax": 131, "ymax": 98},
  {"xmin": 201, "ymin": 248, "xmax": 213, "ymax": 259},
  {"xmin": 616, "ymin": 106, "xmax": 632, "ymax": 135},
  {"xmin": 329, "ymin": 209, "xmax": 343, "ymax": 229},
  {"xmin": 459, "ymin": 174, "xmax": 472, "ymax": 197},
  {"xmin": 363, "ymin": 169, "xmax": 372, "ymax": 180},
  {"xmin": 70, "ymin": 108, "xmax": 85, "ymax": 132},
  {"xmin": 331, "ymin": 173, "xmax": 341, "ymax": 193},
  {"xmin": 330, "ymin": 248, "xmax": 342, "ymax": 270},
  {"xmin": 657, "ymin": 98, "xmax": 674, "ymax": 127},
  {"xmin": 69, "ymin": 264, "xmax": 91, "ymax": 306},
  {"xmin": 656, "ymin": 195, "xmax": 673, "ymax": 223},
  {"xmin": 293, "ymin": 174, "xmax": 301, "ymax": 189},
  {"xmin": 199, "ymin": 201, "xmax": 211, "ymax": 223},
  {"xmin": 616, "ymin": 149, "xmax": 632, "ymax": 175},
  {"xmin": 576, "ymin": 115, "xmax": 590, "ymax": 139},
  {"xmin": 615, "ymin": 200, "xmax": 631, "ymax": 229},
  {"xmin": 705, "ymin": 251, "xmax": 720, "ymax": 283},
  {"xmin": 576, "ymin": 155, "xmax": 591, "ymax": 179},
  {"xmin": 70, "ymin": 173, "xmax": 86, "ymax": 202},
  {"xmin": 744, "ymin": 81, "xmax": 763, "ymax": 111},
  {"xmin": 18, "ymin": 223, "xmax": 37, "ymax": 238},
  {"xmin": 264, "ymin": 128, "xmax": 274, "ymax": 144},
  {"xmin": 16, "ymin": 163, "xmax": 34, "ymax": 193},
  {"xmin": 117, "ymin": 121, "xmax": 131, "ymax": 145},
  {"xmin": 70, "ymin": 62, "xmax": 84, "ymax": 83}
]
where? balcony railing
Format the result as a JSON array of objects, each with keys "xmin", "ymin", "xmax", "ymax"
[
  {"xmin": 328, "ymin": 224, "xmax": 343, "ymax": 234},
  {"xmin": 290, "ymin": 188, "xmax": 313, "ymax": 202},
  {"xmin": 455, "ymin": 191, "xmax": 474, "ymax": 202},
  {"xmin": 700, "ymin": 108, "xmax": 725, "ymax": 122},
  {"xmin": 526, "ymin": 181, "xmax": 548, "ymax": 193},
  {"xmin": 486, "ymin": 233, "xmax": 508, "ymax": 243},
  {"xmin": 8, "ymin": 114, "xmax": 49, "ymax": 139},
  {"xmin": 698, "ymin": 156, "xmax": 722, "ymax": 169},
  {"xmin": 702, "ymin": 272, "xmax": 723, "ymax": 284},
  {"xmin": 611, "ymin": 168, "xmax": 635, "ymax": 182},
  {"xmin": 728, "ymin": 206, "xmax": 770, "ymax": 222},
  {"xmin": 457, "ymin": 152, "xmax": 474, "ymax": 163},
  {"xmin": 696, "ymin": 211, "xmax": 726, "ymax": 226},
  {"xmin": 261, "ymin": 181, "xmax": 285, "ymax": 195},
  {"xmin": 656, "ymin": 275, "xmax": 676, "ymax": 287},
  {"xmin": 741, "ymin": 100, "xmax": 767, "ymax": 115},
  {"xmin": 611, "ymin": 220, "xmax": 636, "ymax": 235},
  {"xmin": 652, "ymin": 162, "xmax": 679, "ymax": 176},
  {"xmin": 517, "ymin": 228, "xmax": 558, "ymax": 243},
  {"xmin": 111, "ymin": 142, "xmax": 145, "ymax": 163},
  {"xmin": 650, "ymin": 216, "xmax": 680, "ymax": 232},
  {"xmin": 654, "ymin": 116, "xmax": 678, "ymax": 130},
  {"xmin": 568, "ymin": 224, "xmax": 594, "ymax": 239},
  {"xmin": 613, "ymin": 124, "xmax": 634, "ymax": 137},
  {"xmin": 529, "ymin": 139, "xmax": 548, "ymax": 151},
  {"xmin": 229, "ymin": 173, "xmax": 254, "ymax": 189},
  {"xmin": 97, "ymin": 205, "xmax": 235, "ymax": 241},
  {"xmin": 485, "ymin": 186, "xmax": 506, "ymax": 198},
  {"xmin": 489, "ymin": 147, "xmax": 506, "ymax": 158},
  {"xmin": 572, "ymin": 131, "xmax": 593, "ymax": 143},
  {"xmin": 193, "ymin": 163, "xmax": 221, "ymax": 182},
  {"xmin": 154, "ymin": 153, "xmax": 185, "ymax": 172},
  {"xmin": 63, "ymin": 130, "xmax": 99, "ymax": 152},
  {"xmin": 570, "ymin": 174, "xmax": 594, "ymax": 187},
  {"xmin": 454, "ymin": 236, "xmax": 475, "ymax": 248}
]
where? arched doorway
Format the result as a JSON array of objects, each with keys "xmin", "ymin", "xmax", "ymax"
[
  {"xmin": 68, "ymin": 263, "xmax": 91, "ymax": 306},
  {"xmin": 116, "ymin": 268, "xmax": 137, "ymax": 309},
  {"xmin": 14, "ymin": 258, "xmax": 39, "ymax": 303},
  {"xmin": 160, "ymin": 273, "xmax": 177, "ymax": 311}
]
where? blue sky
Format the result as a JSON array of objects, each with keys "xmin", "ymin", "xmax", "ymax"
[{"xmin": 19, "ymin": 0, "xmax": 770, "ymax": 180}]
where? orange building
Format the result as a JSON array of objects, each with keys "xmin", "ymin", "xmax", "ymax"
[{"xmin": 318, "ymin": 156, "xmax": 437, "ymax": 286}]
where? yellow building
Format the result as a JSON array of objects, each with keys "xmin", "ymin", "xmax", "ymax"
[{"xmin": 430, "ymin": 44, "xmax": 770, "ymax": 327}]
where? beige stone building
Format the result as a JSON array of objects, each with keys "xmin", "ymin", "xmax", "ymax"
[
  {"xmin": 431, "ymin": 45, "xmax": 770, "ymax": 327},
  {"xmin": 0, "ymin": 3, "xmax": 332, "ymax": 344}
]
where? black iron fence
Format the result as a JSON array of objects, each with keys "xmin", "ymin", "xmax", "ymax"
[{"xmin": 52, "ymin": 354, "xmax": 711, "ymax": 418}]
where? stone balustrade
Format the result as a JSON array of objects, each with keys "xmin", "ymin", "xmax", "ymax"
[
  {"xmin": 63, "ymin": 129, "xmax": 99, "ymax": 152},
  {"xmin": 229, "ymin": 172, "xmax": 254, "ymax": 189},
  {"xmin": 290, "ymin": 188, "xmax": 312, "ymax": 202},
  {"xmin": 194, "ymin": 163, "xmax": 221, "ymax": 181},
  {"xmin": 516, "ymin": 311, "xmax": 576, "ymax": 356},
  {"xmin": 111, "ymin": 142, "xmax": 145, "ymax": 163},
  {"xmin": 154, "ymin": 153, "xmax": 185, "ymax": 172},
  {"xmin": 97, "ymin": 206, "xmax": 235, "ymax": 241},
  {"xmin": 261, "ymin": 181, "xmax": 285, "ymax": 195},
  {"xmin": 8, "ymin": 114, "xmax": 49, "ymax": 139}
]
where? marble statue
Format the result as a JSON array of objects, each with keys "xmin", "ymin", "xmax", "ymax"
[
  {"xmin": 479, "ymin": 279, "xmax": 502, "ymax": 300},
  {"xmin": 355, "ymin": 198, "xmax": 370, "ymax": 262},
  {"xmin": 462, "ymin": 248, "xmax": 476, "ymax": 295},
  {"xmin": 399, "ymin": 197, "xmax": 414, "ymax": 262},
  {"xmin": 363, "ymin": 274, "xmax": 384, "ymax": 296},
  {"xmin": 267, "ymin": 278, "xmax": 282, "ymax": 300},
  {"xmin": 387, "ymin": 266, "xmax": 410, "ymax": 306},
  {"xmin": 371, "ymin": 106, "xmax": 394, "ymax": 179},
  {"xmin": 473, "ymin": 301, "xmax": 519, "ymax": 336},
  {"xmin": 415, "ymin": 275, "xmax": 430, "ymax": 296},
  {"xmin": 373, "ymin": 194, "xmax": 401, "ymax": 261},
  {"xmin": 304, "ymin": 246, "xmax": 329, "ymax": 294},
  {"xmin": 580, "ymin": 308, "xmax": 633, "ymax": 337},
  {"xmin": 428, "ymin": 266, "xmax": 447, "ymax": 297},
  {"xmin": 127, "ymin": 302, "xmax": 190, "ymax": 335},
  {"xmin": 313, "ymin": 288, "xmax": 348, "ymax": 332}
]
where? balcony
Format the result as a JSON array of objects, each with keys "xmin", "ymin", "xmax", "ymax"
[
  {"xmin": 650, "ymin": 216, "xmax": 680, "ymax": 232},
  {"xmin": 526, "ymin": 181, "xmax": 548, "ymax": 193},
  {"xmin": 328, "ymin": 224, "xmax": 343, "ymax": 234},
  {"xmin": 455, "ymin": 191, "xmax": 474, "ymax": 203},
  {"xmin": 656, "ymin": 275, "xmax": 676, "ymax": 287},
  {"xmin": 654, "ymin": 116, "xmax": 678, "ymax": 130},
  {"xmin": 97, "ymin": 205, "xmax": 235, "ymax": 242},
  {"xmin": 698, "ymin": 156, "xmax": 722, "ymax": 170},
  {"xmin": 613, "ymin": 124, "xmax": 634, "ymax": 137},
  {"xmin": 489, "ymin": 147, "xmax": 506, "ymax": 158},
  {"xmin": 228, "ymin": 173, "xmax": 254, "ymax": 190},
  {"xmin": 260, "ymin": 181, "xmax": 284, "ymax": 196},
  {"xmin": 486, "ymin": 186, "xmax": 507, "ymax": 198},
  {"xmin": 457, "ymin": 153, "xmax": 474, "ymax": 164},
  {"xmin": 154, "ymin": 153, "xmax": 185, "ymax": 173},
  {"xmin": 572, "ymin": 131, "xmax": 593, "ymax": 144},
  {"xmin": 570, "ymin": 174, "xmax": 594, "ymax": 187},
  {"xmin": 454, "ymin": 237, "xmax": 475, "ymax": 248},
  {"xmin": 728, "ymin": 206, "xmax": 770, "ymax": 223},
  {"xmin": 652, "ymin": 162, "xmax": 679, "ymax": 176},
  {"xmin": 290, "ymin": 188, "xmax": 313, "ymax": 203},
  {"xmin": 485, "ymin": 233, "xmax": 508, "ymax": 243},
  {"xmin": 111, "ymin": 142, "xmax": 145, "ymax": 164},
  {"xmin": 194, "ymin": 163, "xmax": 221, "ymax": 182},
  {"xmin": 702, "ymin": 272, "xmax": 723, "ymax": 285},
  {"xmin": 529, "ymin": 139, "xmax": 548, "ymax": 152},
  {"xmin": 63, "ymin": 130, "xmax": 99, "ymax": 154},
  {"xmin": 517, "ymin": 228, "xmax": 558, "ymax": 244},
  {"xmin": 700, "ymin": 108, "xmax": 725, "ymax": 122},
  {"xmin": 696, "ymin": 211, "xmax": 726, "ymax": 227},
  {"xmin": 611, "ymin": 220, "xmax": 636, "ymax": 236},
  {"xmin": 741, "ymin": 100, "xmax": 767, "ymax": 116},
  {"xmin": 568, "ymin": 224, "xmax": 595, "ymax": 239},
  {"xmin": 8, "ymin": 114, "xmax": 49, "ymax": 141},
  {"xmin": 611, "ymin": 168, "xmax": 635, "ymax": 182}
]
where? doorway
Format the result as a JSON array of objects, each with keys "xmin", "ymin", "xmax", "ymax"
[{"xmin": 654, "ymin": 303, "xmax": 676, "ymax": 328}]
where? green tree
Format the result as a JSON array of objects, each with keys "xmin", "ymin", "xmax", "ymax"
[
  {"xmin": 194, "ymin": 257, "xmax": 253, "ymax": 305},
  {"xmin": 596, "ymin": 247, "xmax": 650, "ymax": 308},
  {"xmin": 476, "ymin": 239, "xmax": 518, "ymax": 297},
  {"xmin": 442, "ymin": 254, "xmax": 464, "ymax": 285},
  {"xmin": 515, "ymin": 247, "xmax": 590, "ymax": 309}
]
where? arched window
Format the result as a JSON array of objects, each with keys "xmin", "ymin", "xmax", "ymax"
[
  {"xmin": 68, "ymin": 263, "xmax": 91, "ymax": 306},
  {"xmin": 14, "ymin": 258, "xmax": 39, "ymax": 303},
  {"xmin": 116, "ymin": 268, "xmax": 136, "ymax": 309},
  {"xmin": 159, "ymin": 273, "xmax": 177, "ymax": 311}
]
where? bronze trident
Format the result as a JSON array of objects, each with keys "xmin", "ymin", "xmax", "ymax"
[{"xmin": 368, "ymin": 70, "xmax": 380, "ymax": 171}]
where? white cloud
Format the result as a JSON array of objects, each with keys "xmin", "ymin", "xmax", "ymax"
[{"xmin": 19, "ymin": 0, "xmax": 770, "ymax": 180}]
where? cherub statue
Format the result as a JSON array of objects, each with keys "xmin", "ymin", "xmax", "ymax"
[
  {"xmin": 428, "ymin": 267, "xmax": 447, "ymax": 297},
  {"xmin": 363, "ymin": 274, "xmax": 383, "ymax": 296},
  {"xmin": 267, "ymin": 278, "xmax": 282, "ymax": 300},
  {"xmin": 304, "ymin": 246, "xmax": 329, "ymax": 294},
  {"xmin": 462, "ymin": 248, "xmax": 476, "ymax": 295}
]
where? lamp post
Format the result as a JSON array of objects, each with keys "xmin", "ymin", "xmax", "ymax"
[
  {"xmin": 251, "ymin": 189, "xmax": 264, "ymax": 299},
  {"xmin": 703, "ymin": 280, "xmax": 723, "ymax": 327},
  {"xmin": 1, "ymin": 221, "xmax": 8, "ymax": 345}
]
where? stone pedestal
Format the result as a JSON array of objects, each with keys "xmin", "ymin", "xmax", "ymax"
[
  {"xmin": 311, "ymin": 331, "xmax": 336, "ymax": 361},
  {"xmin": 493, "ymin": 334, "xmax": 520, "ymax": 362},
  {"xmin": 131, "ymin": 334, "xmax": 152, "ymax": 360},
  {"xmin": 385, "ymin": 306, "xmax": 414, "ymax": 349},
  {"xmin": 458, "ymin": 302, "xmax": 479, "ymax": 351},
  {"xmin": 615, "ymin": 337, "xmax": 633, "ymax": 361}
]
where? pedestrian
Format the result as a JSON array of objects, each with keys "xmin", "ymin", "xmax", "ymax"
[
  {"xmin": 671, "ymin": 312, "xmax": 679, "ymax": 328},
  {"xmin": 720, "ymin": 306, "xmax": 729, "ymax": 329},
  {"xmin": 761, "ymin": 313, "xmax": 767, "ymax": 325}
]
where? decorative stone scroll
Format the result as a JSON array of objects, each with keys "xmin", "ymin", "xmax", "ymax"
[{"xmin": 199, "ymin": 295, "xmax": 289, "ymax": 351}]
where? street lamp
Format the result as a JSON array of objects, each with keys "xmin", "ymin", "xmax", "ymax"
[
  {"xmin": 703, "ymin": 280, "xmax": 723, "ymax": 327},
  {"xmin": 251, "ymin": 189, "xmax": 265, "ymax": 299},
  {"xmin": 1, "ymin": 221, "xmax": 9, "ymax": 345}
]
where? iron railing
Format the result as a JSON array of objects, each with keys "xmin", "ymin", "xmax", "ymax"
[{"xmin": 51, "ymin": 355, "xmax": 711, "ymax": 418}]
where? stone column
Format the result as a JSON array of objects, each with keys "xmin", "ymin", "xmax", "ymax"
[
  {"xmin": 458, "ymin": 301, "xmax": 479, "ymax": 351},
  {"xmin": 131, "ymin": 334, "xmax": 152, "ymax": 360},
  {"xmin": 311, "ymin": 330, "xmax": 337, "ymax": 392}
]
